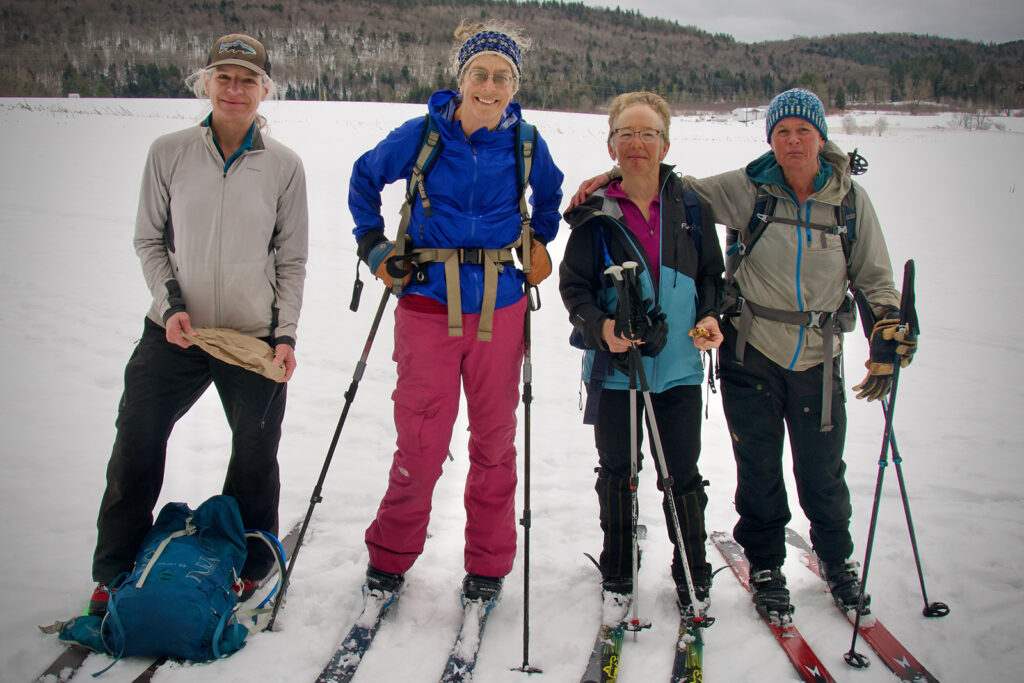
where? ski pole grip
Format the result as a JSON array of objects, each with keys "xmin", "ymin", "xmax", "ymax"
[{"xmin": 898, "ymin": 259, "xmax": 918, "ymax": 335}]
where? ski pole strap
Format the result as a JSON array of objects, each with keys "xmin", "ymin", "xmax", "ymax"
[
  {"xmin": 409, "ymin": 245, "xmax": 517, "ymax": 341},
  {"xmin": 731, "ymin": 296, "xmax": 839, "ymax": 431},
  {"xmin": 582, "ymin": 349, "xmax": 611, "ymax": 425}
]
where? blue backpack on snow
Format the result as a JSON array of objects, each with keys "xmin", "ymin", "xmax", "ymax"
[{"xmin": 53, "ymin": 495, "xmax": 281, "ymax": 670}]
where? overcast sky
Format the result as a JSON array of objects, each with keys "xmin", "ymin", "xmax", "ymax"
[{"xmin": 572, "ymin": 0, "xmax": 1024, "ymax": 44}]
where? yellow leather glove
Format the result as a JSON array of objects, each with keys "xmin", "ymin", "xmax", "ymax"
[
  {"xmin": 852, "ymin": 315, "xmax": 918, "ymax": 401},
  {"xmin": 525, "ymin": 239, "xmax": 552, "ymax": 285}
]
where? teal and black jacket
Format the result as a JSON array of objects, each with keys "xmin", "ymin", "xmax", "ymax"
[{"xmin": 559, "ymin": 165, "xmax": 723, "ymax": 393}]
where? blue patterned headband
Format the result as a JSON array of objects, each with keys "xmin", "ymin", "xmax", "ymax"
[{"xmin": 457, "ymin": 31, "xmax": 522, "ymax": 77}]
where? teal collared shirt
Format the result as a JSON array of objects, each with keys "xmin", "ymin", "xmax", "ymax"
[{"xmin": 201, "ymin": 114, "xmax": 256, "ymax": 172}]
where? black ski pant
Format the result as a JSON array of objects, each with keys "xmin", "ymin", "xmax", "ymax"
[
  {"xmin": 92, "ymin": 317, "xmax": 286, "ymax": 585},
  {"xmin": 593, "ymin": 384, "xmax": 711, "ymax": 588},
  {"xmin": 719, "ymin": 322, "xmax": 853, "ymax": 571}
]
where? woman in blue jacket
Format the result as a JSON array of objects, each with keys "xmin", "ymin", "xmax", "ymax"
[
  {"xmin": 348, "ymin": 21, "xmax": 563, "ymax": 603},
  {"xmin": 559, "ymin": 92, "xmax": 722, "ymax": 617}
]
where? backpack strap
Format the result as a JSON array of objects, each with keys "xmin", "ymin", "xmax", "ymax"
[
  {"xmin": 578, "ymin": 221, "xmax": 614, "ymax": 424},
  {"xmin": 516, "ymin": 121, "xmax": 536, "ymax": 274},
  {"xmin": 391, "ymin": 115, "xmax": 443, "ymax": 296},
  {"xmin": 682, "ymin": 189, "xmax": 703, "ymax": 260},
  {"xmin": 407, "ymin": 120, "xmax": 536, "ymax": 341}
]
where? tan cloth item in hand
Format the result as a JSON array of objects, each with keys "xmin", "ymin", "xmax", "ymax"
[{"xmin": 184, "ymin": 328, "xmax": 286, "ymax": 382}]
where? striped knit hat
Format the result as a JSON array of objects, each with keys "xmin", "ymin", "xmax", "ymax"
[{"xmin": 765, "ymin": 88, "xmax": 827, "ymax": 142}]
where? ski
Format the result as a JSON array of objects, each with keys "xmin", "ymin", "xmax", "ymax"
[
  {"xmin": 315, "ymin": 588, "xmax": 399, "ymax": 683},
  {"xmin": 579, "ymin": 591, "xmax": 630, "ymax": 683},
  {"xmin": 784, "ymin": 527, "xmax": 939, "ymax": 682},
  {"xmin": 711, "ymin": 531, "xmax": 836, "ymax": 683},
  {"xmin": 669, "ymin": 611, "xmax": 703, "ymax": 683},
  {"xmin": 438, "ymin": 595, "xmax": 499, "ymax": 682},
  {"xmin": 34, "ymin": 643, "xmax": 91, "ymax": 682},
  {"xmin": 36, "ymin": 520, "xmax": 303, "ymax": 683}
]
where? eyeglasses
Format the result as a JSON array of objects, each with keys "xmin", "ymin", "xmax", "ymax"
[
  {"xmin": 466, "ymin": 69, "xmax": 515, "ymax": 89},
  {"xmin": 613, "ymin": 127, "xmax": 663, "ymax": 144}
]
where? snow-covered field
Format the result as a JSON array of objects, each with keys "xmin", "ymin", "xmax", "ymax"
[{"xmin": 2, "ymin": 96, "xmax": 1023, "ymax": 682}]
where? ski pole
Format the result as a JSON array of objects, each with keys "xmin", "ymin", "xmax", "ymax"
[
  {"xmin": 513, "ymin": 285, "xmax": 543, "ymax": 675},
  {"xmin": 267, "ymin": 286, "xmax": 392, "ymax": 631},
  {"xmin": 620, "ymin": 264, "xmax": 713, "ymax": 629},
  {"xmin": 845, "ymin": 259, "xmax": 915, "ymax": 668},
  {"xmin": 604, "ymin": 264, "xmax": 646, "ymax": 638},
  {"xmin": 881, "ymin": 397, "xmax": 950, "ymax": 619}
]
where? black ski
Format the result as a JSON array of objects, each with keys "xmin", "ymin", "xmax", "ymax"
[
  {"xmin": 437, "ymin": 595, "xmax": 499, "ymax": 682},
  {"xmin": 315, "ymin": 587, "xmax": 399, "ymax": 683},
  {"xmin": 784, "ymin": 527, "xmax": 939, "ymax": 682}
]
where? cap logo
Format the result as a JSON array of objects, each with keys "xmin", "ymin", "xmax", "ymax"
[{"xmin": 219, "ymin": 40, "xmax": 257, "ymax": 55}]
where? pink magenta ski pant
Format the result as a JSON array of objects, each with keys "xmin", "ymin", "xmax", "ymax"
[{"xmin": 365, "ymin": 295, "xmax": 526, "ymax": 577}]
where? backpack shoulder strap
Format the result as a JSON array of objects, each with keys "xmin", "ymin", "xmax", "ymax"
[
  {"xmin": 392, "ymin": 114, "xmax": 443, "ymax": 295},
  {"xmin": 404, "ymin": 114, "xmax": 443, "ymax": 213},
  {"xmin": 682, "ymin": 189, "xmax": 703, "ymax": 260},
  {"xmin": 837, "ymin": 185, "xmax": 857, "ymax": 270},
  {"xmin": 726, "ymin": 184, "xmax": 775, "ymax": 280},
  {"xmin": 516, "ymin": 120, "xmax": 538, "ymax": 272}
]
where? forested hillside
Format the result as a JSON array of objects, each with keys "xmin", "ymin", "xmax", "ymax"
[{"xmin": 2, "ymin": 0, "xmax": 1021, "ymax": 111}]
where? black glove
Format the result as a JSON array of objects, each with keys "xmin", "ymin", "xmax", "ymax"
[
  {"xmin": 610, "ymin": 351, "xmax": 631, "ymax": 375},
  {"xmin": 640, "ymin": 304, "xmax": 668, "ymax": 357},
  {"xmin": 853, "ymin": 311, "xmax": 918, "ymax": 401}
]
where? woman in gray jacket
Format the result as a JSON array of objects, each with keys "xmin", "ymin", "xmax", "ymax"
[{"xmin": 87, "ymin": 33, "xmax": 308, "ymax": 615}]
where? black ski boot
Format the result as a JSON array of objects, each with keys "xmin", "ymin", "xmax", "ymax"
[
  {"xmin": 366, "ymin": 565, "xmax": 404, "ymax": 594},
  {"xmin": 675, "ymin": 564, "xmax": 712, "ymax": 611},
  {"xmin": 821, "ymin": 559, "xmax": 870, "ymax": 613},
  {"xmin": 462, "ymin": 573, "xmax": 503, "ymax": 602},
  {"xmin": 749, "ymin": 567, "xmax": 794, "ymax": 625}
]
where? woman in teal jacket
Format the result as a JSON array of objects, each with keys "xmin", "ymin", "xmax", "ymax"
[{"xmin": 559, "ymin": 92, "xmax": 723, "ymax": 616}]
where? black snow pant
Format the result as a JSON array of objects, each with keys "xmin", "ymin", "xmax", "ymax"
[
  {"xmin": 719, "ymin": 322, "xmax": 854, "ymax": 571},
  {"xmin": 593, "ymin": 384, "xmax": 711, "ymax": 588},
  {"xmin": 92, "ymin": 317, "xmax": 286, "ymax": 585}
]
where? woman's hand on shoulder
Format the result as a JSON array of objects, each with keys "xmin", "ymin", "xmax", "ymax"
[{"xmin": 567, "ymin": 172, "xmax": 612, "ymax": 211}]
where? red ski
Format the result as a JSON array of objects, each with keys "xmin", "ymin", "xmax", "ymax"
[
  {"xmin": 711, "ymin": 531, "xmax": 836, "ymax": 683},
  {"xmin": 784, "ymin": 527, "xmax": 939, "ymax": 682}
]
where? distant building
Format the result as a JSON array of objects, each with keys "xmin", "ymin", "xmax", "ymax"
[{"xmin": 732, "ymin": 107, "xmax": 765, "ymax": 123}]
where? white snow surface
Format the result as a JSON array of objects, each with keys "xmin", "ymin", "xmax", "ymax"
[{"xmin": 2, "ymin": 97, "xmax": 1023, "ymax": 682}]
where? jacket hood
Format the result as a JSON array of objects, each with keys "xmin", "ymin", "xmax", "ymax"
[
  {"xmin": 428, "ymin": 89, "xmax": 522, "ymax": 137},
  {"xmin": 744, "ymin": 140, "xmax": 851, "ymax": 204}
]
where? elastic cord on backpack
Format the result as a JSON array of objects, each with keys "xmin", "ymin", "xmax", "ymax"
[{"xmin": 236, "ymin": 529, "xmax": 288, "ymax": 633}]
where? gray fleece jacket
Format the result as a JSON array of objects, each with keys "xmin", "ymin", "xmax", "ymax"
[{"xmin": 134, "ymin": 122, "xmax": 308, "ymax": 346}]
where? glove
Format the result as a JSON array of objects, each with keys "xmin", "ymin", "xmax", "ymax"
[
  {"xmin": 610, "ymin": 351, "xmax": 631, "ymax": 376},
  {"xmin": 640, "ymin": 304, "xmax": 668, "ymax": 357},
  {"xmin": 367, "ymin": 241, "xmax": 411, "ymax": 289},
  {"xmin": 524, "ymin": 239, "xmax": 552, "ymax": 285},
  {"xmin": 852, "ymin": 313, "xmax": 918, "ymax": 401}
]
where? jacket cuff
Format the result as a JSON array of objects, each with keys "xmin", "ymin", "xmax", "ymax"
[{"xmin": 357, "ymin": 230, "xmax": 388, "ymax": 264}]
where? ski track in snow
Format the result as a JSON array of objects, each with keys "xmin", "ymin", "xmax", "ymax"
[{"xmin": 2, "ymin": 97, "xmax": 1023, "ymax": 681}]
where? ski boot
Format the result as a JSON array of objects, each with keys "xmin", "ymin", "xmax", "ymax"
[
  {"xmin": 462, "ymin": 573, "xmax": 503, "ymax": 602},
  {"xmin": 821, "ymin": 559, "xmax": 871, "ymax": 613},
  {"xmin": 750, "ymin": 567, "xmax": 794, "ymax": 625}
]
